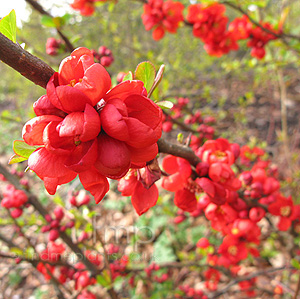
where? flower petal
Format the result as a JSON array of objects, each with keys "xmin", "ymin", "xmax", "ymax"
[
  {"xmin": 75, "ymin": 63, "xmax": 111, "ymax": 105},
  {"xmin": 79, "ymin": 167, "xmax": 109, "ymax": 204},
  {"xmin": 28, "ymin": 148, "xmax": 77, "ymax": 195},
  {"xmin": 22, "ymin": 115, "xmax": 63, "ymax": 146},
  {"xmin": 65, "ymin": 139, "xmax": 98, "ymax": 173},
  {"xmin": 125, "ymin": 117, "xmax": 157, "ymax": 148},
  {"xmin": 128, "ymin": 143, "xmax": 158, "ymax": 164},
  {"xmin": 104, "ymin": 80, "xmax": 145, "ymax": 102},
  {"xmin": 131, "ymin": 182, "xmax": 158, "ymax": 215},
  {"xmin": 100, "ymin": 102, "xmax": 130, "ymax": 141},
  {"xmin": 95, "ymin": 134, "xmax": 131, "ymax": 179}
]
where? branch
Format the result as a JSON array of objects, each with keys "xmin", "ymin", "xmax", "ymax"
[
  {"xmin": 0, "ymin": 163, "xmax": 99, "ymax": 276},
  {"xmin": 0, "ymin": 33, "xmax": 55, "ymax": 88},
  {"xmin": 25, "ymin": 0, "xmax": 75, "ymax": 52},
  {"xmin": 209, "ymin": 265, "xmax": 294, "ymax": 299},
  {"xmin": 0, "ymin": 36, "xmax": 202, "ymax": 166},
  {"xmin": 157, "ymin": 139, "xmax": 201, "ymax": 167}
]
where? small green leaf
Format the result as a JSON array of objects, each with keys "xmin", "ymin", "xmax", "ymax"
[
  {"xmin": 0, "ymin": 10, "xmax": 17, "ymax": 43},
  {"xmin": 96, "ymin": 274, "xmax": 110, "ymax": 287},
  {"xmin": 13, "ymin": 140, "xmax": 39, "ymax": 159},
  {"xmin": 134, "ymin": 61, "xmax": 156, "ymax": 93},
  {"xmin": 8, "ymin": 154, "xmax": 28, "ymax": 164},
  {"xmin": 41, "ymin": 15, "xmax": 56, "ymax": 28},
  {"xmin": 291, "ymin": 258, "xmax": 300, "ymax": 269},
  {"xmin": 122, "ymin": 71, "xmax": 133, "ymax": 82},
  {"xmin": 10, "ymin": 247, "xmax": 23, "ymax": 256},
  {"xmin": 156, "ymin": 101, "xmax": 174, "ymax": 109}
]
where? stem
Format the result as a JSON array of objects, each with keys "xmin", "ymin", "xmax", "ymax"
[
  {"xmin": 25, "ymin": 0, "xmax": 74, "ymax": 52},
  {"xmin": 0, "ymin": 163, "xmax": 99, "ymax": 276},
  {"xmin": 157, "ymin": 139, "xmax": 201, "ymax": 167},
  {"xmin": 0, "ymin": 33, "xmax": 55, "ymax": 88}
]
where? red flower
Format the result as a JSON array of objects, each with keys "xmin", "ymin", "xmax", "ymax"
[
  {"xmin": 47, "ymin": 48, "xmax": 111, "ymax": 113},
  {"xmin": 142, "ymin": 0, "xmax": 184, "ymax": 40},
  {"xmin": 71, "ymin": 0, "xmax": 108, "ymax": 16},
  {"xmin": 197, "ymin": 138, "xmax": 236, "ymax": 165},
  {"xmin": 161, "ymin": 155, "xmax": 192, "ymax": 192},
  {"xmin": 187, "ymin": 3, "xmax": 227, "ymax": 41},
  {"xmin": 21, "ymin": 48, "xmax": 162, "ymax": 207},
  {"xmin": 118, "ymin": 169, "xmax": 159, "ymax": 215},
  {"xmin": 268, "ymin": 194, "xmax": 295, "ymax": 231},
  {"xmin": 228, "ymin": 15, "xmax": 252, "ymax": 40},
  {"xmin": 208, "ymin": 162, "xmax": 241, "ymax": 191},
  {"xmin": 218, "ymin": 235, "xmax": 248, "ymax": 265}
]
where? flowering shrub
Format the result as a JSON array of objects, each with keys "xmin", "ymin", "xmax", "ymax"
[{"xmin": 0, "ymin": 1, "xmax": 300, "ymax": 298}]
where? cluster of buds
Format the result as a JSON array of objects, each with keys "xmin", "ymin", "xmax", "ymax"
[
  {"xmin": 46, "ymin": 38, "xmax": 65, "ymax": 56},
  {"xmin": 1, "ymin": 184, "xmax": 28, "ymax": 218},
  {"xmin": 92, "ymin": 46, "xmax": 114, "ymax": 67}
]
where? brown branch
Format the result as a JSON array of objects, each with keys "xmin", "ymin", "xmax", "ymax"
[
  {"xmin": 0, "ymin": 36, "xmax": 202, "ymax": 167},
  {"xmin": 293, "ymin": 270, "xmax": 300, "ymax": 299},
  {"xmin": 0, "ymin": 163, "xmax": 99, "ymax": 276},
  {"xmin": 0, "ymin": 33, "xmax": 55, "ymax": 88},
  {"xmin": 157, "ymin": 139, "xmax": 201, "ymax": 167},
  {"xmin": 25, "ymin": 0, "xmax": 74, "ymax": 52},
  {"xmin": 163, "ymin": 111, "xmax": 198, "ymax": 134},
  {"xmin": 209, "ymin": 265, "xmax": 294, "ymax": 299}
]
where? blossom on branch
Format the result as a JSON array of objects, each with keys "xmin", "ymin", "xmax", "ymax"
[{"xmin": 20, "ymin": 47, "xmax": 162, "ymax": 207}]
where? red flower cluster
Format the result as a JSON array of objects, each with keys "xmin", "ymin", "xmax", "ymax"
[
  {"xmin": 118, "ymin": 168, "xmax": 159, "ymax": 215},
  {"xmin": 92, "ymin": 45, "xmax": 114, "ymax": 67},
  {"xmin": 46, "ymin": 38, "xmax": 64, "ymax": 56},
  {"xmin": 187, "ymin": 3, "xmax": 238, "ymax": 57},
  {"xmin": 142, "ymin": 0, "xmax": 184, "ymax": 40},
  {"xmin": 247, "ymin": 22, "xmax": 279, "ymax": 59},
  {"xmin": 71, "ymin": 0, "xmax": 109, "ymax": 16},
  {"xmin": 21, "ymin": 48, "xmax": 162, "ymax": 205},
  {"xmin": 1, "ymin": 184, "xmax": 28, "ymax": 218}
]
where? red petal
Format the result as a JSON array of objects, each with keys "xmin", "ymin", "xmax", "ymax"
[
  {"xmin": 128, "ymin": 143, "xmax": 158, "ymax": 164},
  {"xmin": 75, "ymin": 63, "xmax": 111, "ymax": 105},
  {"xmin": 197, "ymin": 177, "xmax": 215, "ymax": 198},
  {"xmin": 58, "ymin": 112, "xmax": 84, "ymax": 137},
  {"xmin": 22, "ymin": 115, "xmax": 63, "ymax": 146},
  {"xmin": 81, "ymin": 104, "xmax": 101, "ymax": 142},
  {"xmin": 43, "ymin": 121, "xmax": 75, "ymax": 154},
  {"xmin": 55, "ymin": 85, "xmax": 93, "ymax": 112},
  {"xmin": 58, "ymin": 48, "xmax": 93, "ymax": 85},
  {"xmin": 33, "ymin": 95, "xmax": 66, "ymax": 118},
  {"xmin": 125, "ymin": 117, "xmax": 157, "ymax": 148},
  {"xmin": 65, "ymin": 139, "xmax": 98, "ymax": 172},
  {"xmin": 104, "ymin": 80, "xmax": 145, "ymax": 102},
  {"xmin": 124, "ymin": 95, "xmax": 162, "ymax": 139},
  {"xmin": 131, "ymin": 182, "xmax": 158, "ymax": 215},
  {"xmin": 28, "ymin": 148, "xmax": 77, "ymax": 195},
  {"xmin": 162, "ymin": 155, "xmax": 179, "ymax": 174},
  {"xmin": 174, "ymin": 189, "xmax": 197, "ymax": 212},
  {"xmin": 79, "ymin": 167, "xmax": 109, "ymax": 204},
  {"xmin": 100, "ymin": 102, "xmax": 130, "ymax": 141},
  {"xmin": 95, "ymin": 134, "xmax": 131, "ymax": 179}
]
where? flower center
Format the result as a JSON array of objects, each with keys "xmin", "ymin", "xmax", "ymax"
[
  {"xmin": 228, "ymin": 245, "xmax": 237, "ymax": 256},
  {"xmin": 280, "ymin": 206, "xmax": 291, "ymax": 217}
]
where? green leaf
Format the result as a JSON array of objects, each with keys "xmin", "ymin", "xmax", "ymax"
[
  {"xmin": 291, "ymin": 258, "xmax": 300, "ymax": 269},
  {"xmin": 156, "ymin": 101, "xmax": 174, "ymax": 109},
  {"xmin": 40, "ymin": 15, "xmax": 56, "ymax": 28},
  {"xmin": 10, "ymin": 247, "xmax": 23, "ymax": 257},
  {"xmin": 9, "ymin": 272, "xmax": 22, "ymax": 286},
  {"xmin": 96, "ymin": 273, "xmax": 110, "ymax": 287},
  {"xmin": 153, "ymin": 232, "xmax": 176, "ymax": 264},
  {"xmin": 13, "ymin": 140, "xmax": 39, "ymax": 159},
  {"xmin": 8, "ymin": 154, "xmax": 28, "ymax": 164},
  {"xmin": 0, "ymin": 10, "xmax": 17, "ymax": 43},
  {"xmin": 122, "ymin": 71, "xmax": 133, "ymax": 82},
  {"xmin": 134, "ymin": 61, "xmax": 156, "ymax": 93}
]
